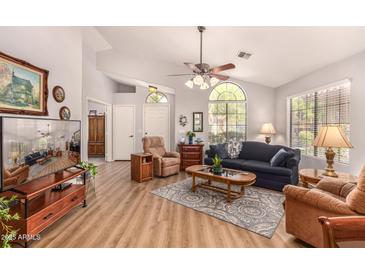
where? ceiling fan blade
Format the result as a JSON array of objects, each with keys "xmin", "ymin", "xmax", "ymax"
[
  {"xmin": 210, "ymin": 63, "xmax": 235, "ymax": 74},
  {"xmin": 209, "ymin": 73, "xmax": 229, "ymax": 80},
  {"xmin": 167, "ymin": 73, "xmax": 195, "ymax": 77},
  {"xmin": 184, "ymin": 62, "xmax": 202, "ymax": 73}
]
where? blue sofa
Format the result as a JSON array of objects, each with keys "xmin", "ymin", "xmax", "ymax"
[{"xmin": 204, "ymin": 141, "xmax": 301, "ymax": 192}]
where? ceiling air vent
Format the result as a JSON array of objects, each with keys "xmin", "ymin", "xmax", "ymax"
[{"xmin": 237, "ymin": 51, "xmax": 252, "ymax": 59}]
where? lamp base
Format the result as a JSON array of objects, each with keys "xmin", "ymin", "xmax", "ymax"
[
  {"xmin": 264, "ymin": 136, "xmax": 271, "ymax": 144},
  {"xmin": 323, "ymin": 147, "xmax": 339, "ymax": 177},
  {"xmin": 322, "ymin": 169, "xmax": 338, "ymax": 178}
]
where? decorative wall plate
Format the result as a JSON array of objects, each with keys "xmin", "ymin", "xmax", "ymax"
[
  {"xmin": 179, "ymin": 115, "xmax": 187, "ymax": 127},
  {"xmin": 59, "ymin": 106, "xmax": 71, "ymax": 120},
  {"xmin": 52, "ymin": 86, "xmax": 65, "ymax": 103}
]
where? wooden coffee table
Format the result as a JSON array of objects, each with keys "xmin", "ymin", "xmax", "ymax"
[{"xmin": 185, "ymin": 165, "xmax": 256, "ymax": 203}]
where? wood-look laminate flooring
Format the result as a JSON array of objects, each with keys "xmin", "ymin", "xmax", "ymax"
[{"xmin": 31, "ymin": 161, "xmax": 306, "ymax": 248}]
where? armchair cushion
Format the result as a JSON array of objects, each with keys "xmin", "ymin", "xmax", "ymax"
[
  {"xmin": 164, "ymin": 151, "xmax": 180, "ymax": 158},
  {"xmin": 161, "ymin": 157, "xmax": 180, "ymax": 167},
  {"xmin": 317, "ymin": 178, "xmax": 356, "ymax": 198},
  {"xmin": 346, "ymin": 166, "xmax": 365, "ymax": 214},
  {"xmin": 284, "ymin": 185, "xmax": 356, "ymax": 215}
]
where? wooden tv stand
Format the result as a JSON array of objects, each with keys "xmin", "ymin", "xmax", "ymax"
[{"xmin": 1, "ymin": 166, "xmax": 87, "ymax": 247}]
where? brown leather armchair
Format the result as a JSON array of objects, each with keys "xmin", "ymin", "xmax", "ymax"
[
  {"xmin": 284, "ymin": 166, "xmax": 365, "ymax": 247},
  {"xmin": 3, "ymin": 165, "xmax": 30, "ymax": 187},
  {"xmin": 142, "ymin": 136, "xmax": 180, "ymax": 177}
]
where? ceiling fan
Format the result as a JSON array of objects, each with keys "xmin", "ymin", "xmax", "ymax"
[{"xmin": 168, "ymin": 26, "xmax": 235, "ymax": 90}]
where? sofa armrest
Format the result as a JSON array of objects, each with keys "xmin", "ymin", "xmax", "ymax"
[
  {"xmin": 164, "ymin": 151, "xmax": 180, "ymax": 158},
  {"xmin": 286, "ymin": 153, "xmax": 300, "ymax": 170},
  {"xmin": 316, "ymin": 178, "xmax": 356, "ymax": 198},
  {"xmin": 284, "ymin": 185, "xmax": 357, "ymax": 215}
]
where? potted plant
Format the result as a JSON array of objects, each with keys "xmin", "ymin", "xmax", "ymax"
[
  {"xmin": 0, "ymin": 195, "xmax": 20, "ymax": 248},
  {"xmin": 186, "ymin": 131, "xmax": 196, "ymax": 145},
  {"xmin": 211, "ymin": 154, "xmax": 223, "ymax": 175},
  {"xmin": 79, "ymin": 161, "xmax": 97, "ymax": 181}
]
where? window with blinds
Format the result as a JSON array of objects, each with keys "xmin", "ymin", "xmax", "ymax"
[{"xmin": 289, "ymin": 80, "xmax": 351, "ymax": 164}]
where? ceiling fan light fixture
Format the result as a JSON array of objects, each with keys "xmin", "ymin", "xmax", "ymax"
[
  {"xmin": 210, "ymin": 77, "xmax": 220, "ymax": 86},
  {"xmin": 200, "ymin": 81, "xmax": 209, "ymax": 90},
  {"xmin": 185, "ymin": 79, "xmax": 194, "ymax": 89},
  {"xmin": 193, "ymin": 75, "xmax": 204, "ymax": 85}
]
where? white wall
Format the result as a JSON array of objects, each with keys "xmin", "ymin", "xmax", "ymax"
[
  {"xmin": 113, "ymin": 86, "xmax": 175, "ymax": 152},
  {"xmin": 97, "ymin": 50, "xmax": 276, "ymax": 152},
  {"xmin": 0, "ymin": 27, "xmax": 83, "ymax": 120},
  {"xmin": 88, "ymin": 101, "xmax": 106, "ymax": 114},
  {"xmin": 81, "ymin": 45, "xmax": 118, "ymax": 160},
  {"xmin": 274, "ymin": 51, "xmax": 365, "ymax": 175}
]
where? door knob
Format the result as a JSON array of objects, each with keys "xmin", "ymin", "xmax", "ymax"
[
  {"xmin": 129, "ymin": 135, "xmax": 134, "ymax": 138},
  {"xmin": 145, "ymin": 132, "xmax": 148, "ymax": 135}
]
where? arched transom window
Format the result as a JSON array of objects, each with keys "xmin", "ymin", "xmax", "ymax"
[
  {"xmin": 145, "ymin": 92, "xmax": 168, "ymax": 103},
  {"xmin": 208, "ymin": 82, "xmax": 247, "ymax": 144}
]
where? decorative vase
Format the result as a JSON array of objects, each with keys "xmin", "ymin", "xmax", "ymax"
[{"xmin": 188, "ymin": 136, "xmax": 193, "ymax": 144}]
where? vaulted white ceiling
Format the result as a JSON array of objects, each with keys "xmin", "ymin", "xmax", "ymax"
[{"xmin": 96, "ymin": 26, "xmax": 365, "ymax": 88}]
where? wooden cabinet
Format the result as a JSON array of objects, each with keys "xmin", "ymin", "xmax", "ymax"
[
  {"xmin": 178, "ymin": 144, "xmax": 204, "ymax": 171},
  {"xmin": 88, "ymin": 115, "xmax": 105, "ymax": 157},
  {"xmin": 1, "ymin": 167, "xmax": 87, "ymax": 247},
  {"xmin": 131, "ymin": 153, "xmax": 153, "ymax": 183}
]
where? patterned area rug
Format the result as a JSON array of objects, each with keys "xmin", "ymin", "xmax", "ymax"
[{"xmin": 151, "ymin": 178, "xmax": 285, "ymax": 238}]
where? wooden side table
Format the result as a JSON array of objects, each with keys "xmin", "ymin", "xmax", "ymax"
[
  {"xmin": 131, "ymin": 153, "xmax": 153, "ymax": 183},
  {"xmin": 299, "ymin": 168, "xmax": 357, "ymax": 188}
]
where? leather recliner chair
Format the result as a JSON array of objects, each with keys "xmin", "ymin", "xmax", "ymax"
[
  {"xmin": 142, "ymin": 136, "xmax": 180, "ymax": 177},
  {"xmin": 284, "ymin": 166, "xmax": 365, "ymax": 247}
]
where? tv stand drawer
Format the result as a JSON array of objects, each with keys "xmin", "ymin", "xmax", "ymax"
[{"xmin": 27, "ymin": 186, "xmax": 85, "ymax": 234}]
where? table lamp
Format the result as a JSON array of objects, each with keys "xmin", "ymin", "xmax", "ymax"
[
  {"xmin": 260, "ymin": 123, "xmax": 276, "ymax": 144},
  {"xmin": 313, "ymin": 126, "xmax": 353, "ymax": 177}
]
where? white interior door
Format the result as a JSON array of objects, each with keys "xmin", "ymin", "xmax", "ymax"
[
  {"xmin": 113, "ymin": 105, "xmax": 135, "ymax": 160},
  {"xmin": 143, "ymin": 104, "xmax": 170, "ymax": 150}
]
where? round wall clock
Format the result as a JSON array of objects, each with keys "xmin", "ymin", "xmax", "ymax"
[
  {"xmin": 52, "ymin": 86, "xmax": 65, "ymax": 103},
  {"xmin": 59, "ymin": 106, "xmax": 71, "ymax": 120}
]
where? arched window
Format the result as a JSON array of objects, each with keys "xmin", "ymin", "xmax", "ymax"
[
  {"xmin": 208, "ymin": 82, "xmax": 247, "ymax": 144},
  {"xmin": 146, "ymin": 92, "xmax": 168, "ymax": 103}
]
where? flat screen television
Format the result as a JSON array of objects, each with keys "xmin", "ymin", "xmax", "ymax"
[{"xmin": 0, "ymin": 117, "xmax": 81, "ymax": 192}]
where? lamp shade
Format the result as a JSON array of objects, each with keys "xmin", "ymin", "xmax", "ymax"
[
  {"xmin": 260, "ymin": 123, "xmax": 276, "ymax": 135},
  {"xmin": 313, "ymin": 126, "xmax": 353, "ymax": 148}
]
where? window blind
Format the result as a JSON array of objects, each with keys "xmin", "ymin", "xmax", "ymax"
[{"xmin": 289, "ymin": 80, "xmax": 351, "ymax": 164}]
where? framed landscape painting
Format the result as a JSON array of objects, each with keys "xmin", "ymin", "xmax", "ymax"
[{"xmin": 0, "ymin": 51, "xmax": 48, "ymax": 115}]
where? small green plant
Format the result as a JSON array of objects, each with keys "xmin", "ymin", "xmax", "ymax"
[
  {"xmin": 212, "ymin": 154, "xmax": 222, "ymax": 167},
  {"xmin": 211, "ymin": 154, "xmax": 223, "ymax": 174},
  {"xmin": 186, "ymin": 131, "xmax": 196, "ymax": 138},
  {"xmin": 0, "ymin": 195, "xmax": 20, "ymax": 248},
  {"xmin": 79, "ymin": 161, "xmax": 97, "ymax": 178}
]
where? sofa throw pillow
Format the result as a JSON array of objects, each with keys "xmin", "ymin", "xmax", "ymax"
[
  {"xmin": 227, "ymin": 140, "xmax": 242, "ymax": 159},
  {"xmin": 270, "ymin": 148, "xmax": 290, "ymax": 167},
  {"xmin": 209, "ymin": 144, "xmax": 229, "ymax": 159},
  {"xmin": 279, "ymin": 150, "xmax": 295, "ymax": 167}
]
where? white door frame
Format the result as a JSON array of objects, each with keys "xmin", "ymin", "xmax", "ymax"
[
  {"xmin": 113, "ymin": 104, "xmax": 136, "ymax": 160},
  {"xmin": 142, "ymin": 103, "xmax": 170, "ymax": 150},
  {"xmin": 85, "ymin": 96, "xmax": 113, "ymax": 162}
]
